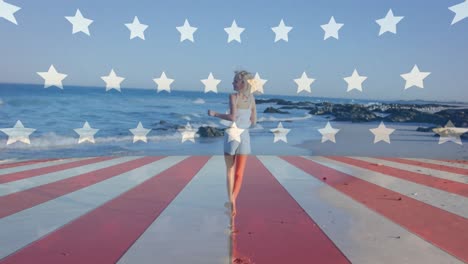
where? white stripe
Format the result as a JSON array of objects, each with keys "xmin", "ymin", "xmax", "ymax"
[
  {"xmin": 258, "ymin": 156, "xmax": 464, "ymax": 264},
  {"xmin": 406, "ymin": 158, "xmax": 468, "ymax": 170},
  {"xmin": 118, "ymin": 156, "xmax": 230, "ymax": 264},
  {"xmin": 0, "ymin": 156, "xmax": 142, "ymax": 196},
  {"xmin": 305, "ymin": 156, "xmax": 468, "ymax": 219},
  {"xmin": 0, "ymin": 156, "xmax": 187, "ymax": 259},
  {"xmin": 0, "ymin": 157, "xmax": 92, "ymax": 176},
  {"xmin": 353, "ymin": 157, "xmax": 468, "ymax": 184}
]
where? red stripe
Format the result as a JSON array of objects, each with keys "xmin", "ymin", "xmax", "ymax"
[
  {"xmin": 0, "ymin": 156, "xmax": 164, "ymax": 219},
  {"xmin": 0, "ymin": 156, "xmax": 210, "ymax": 264},
  {"xmin": 0, "ymin": 157, "xmax": 116, "ymax": 184},
  {"xmin": 379, "ymin": 157, "xmax": 468, "ymax": 176},
  {"xmin": 232, "ymin": 156, "xmax": 350, "ymax": 264},
  {"xmin": 326, "ymin": 156, "xmax": 468, "ymax": 197},
  {"xmin": 0, "ymin": 158, "xmax": 62, "ymax": 169},
  {"xmin": 281, "ymin": 156, "xmax": 468, "ymax": 263}
]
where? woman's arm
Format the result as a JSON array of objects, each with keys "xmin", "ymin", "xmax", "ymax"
[
  {"xmin": 208, "ymin": 94, "xmax": 236, "ymax": 121},
  {"xmin": 250, "ymin": 95, "xmax": 257, "ymax": 126}
]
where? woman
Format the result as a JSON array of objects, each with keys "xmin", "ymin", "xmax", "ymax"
[{"xmin": 207, "ymin": 70, "xmax": 257, "ymax": 218}]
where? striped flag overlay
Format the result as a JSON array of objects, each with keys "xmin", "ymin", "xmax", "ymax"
[{"xmin": 0, "ymin": 156, "xmax": 467, "ymax": 264}]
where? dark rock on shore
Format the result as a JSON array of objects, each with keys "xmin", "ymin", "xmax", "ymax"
[
  {"xmin": 264, "ymin": 107, "xmax": 290, "ymax": 114},
  {"xmin": 257, "ymin": 98, "xmax": 468, "ymax": 128},
  {"xmin": 198, "ymin": 126, "xmax": 224, "ymax": 137},
  {"xmin": 306, "ymin": 103, "xmax": 379, "ymax": 122},
  {"xmin": 434, "ymin": 109, "xmax": 468, "ymax": 127},
  {"xmin": 383, "ymin": 109, "xmax": 446, "ymax": 124},
  {"xmin": 416, "ymin": 126, "xmax": 438, "ymax": 132},
  {"xmin": 152, "ymin": 120, "xmax": 181, "ymax": 130}
]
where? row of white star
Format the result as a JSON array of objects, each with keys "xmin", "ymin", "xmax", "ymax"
[
  {"xmin": 37, "ymin": 65, "xmax": 431, "ymax": 93},
  {"xmin": 1, "ymin": 120, "xmax": 466, "ymax": 146},
  {"xmin": 1, "ymin": 1, "xmax": 468, "ymax": 41}
]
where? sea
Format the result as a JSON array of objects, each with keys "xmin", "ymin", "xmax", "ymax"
[{"xmin": 0, "ymin": 83, "xmax": 465, "ymax": 161}]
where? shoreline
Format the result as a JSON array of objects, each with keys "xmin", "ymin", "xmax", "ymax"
[{"xmin": 1, "ymin": 121, "xmax": 466, "ymax": 161}]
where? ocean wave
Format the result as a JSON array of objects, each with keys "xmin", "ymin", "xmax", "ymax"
[
  {"xmin": 0, "ymin": 158, "xmax": 19, "ymax": 164},
  {"xmin": 258, "ymin": 113, "xmax": 313, "ymax": 122},
  {"xmin": 0, "ymin": 131, "xmax": 197, "ymax": 150},
  {"xmin": 192, "ymin": 98, "xmax": 205, "ymax": 104},
  {"xmin": 7, "ymin": 98, "xmax": 49, "ymax": 107}
]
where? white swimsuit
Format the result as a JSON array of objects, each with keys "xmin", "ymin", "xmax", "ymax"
[{"xmin": 223, "ymin": 94, "xmax": 252, "ymax": 155}]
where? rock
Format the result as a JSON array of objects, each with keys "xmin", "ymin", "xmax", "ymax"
[
  {"xmin": 255, "ymin": 98, "xmax": 290, "ymax": 105},
  {"xmin": 308, "ymin": 107, "xmax": 326, "ymax": 115},
  {"xmin": 332, "ymin": 104, "xmax": 380, "ymax": 122},
  {"xmin": 253, "ymin": 99, "xmax": 467, "ymax": 126},
  {"xmin": 434, "ymin": 108, "xmax": 468, "ymax": 127},
  {"xmin": 416, "ymin": 126, "xmax": 437, "ymax": 132},
  {"xmin": 383, "ymin": 108, "xmax": 446, "ymax": 124},
  {"xmin": 263, "ymin": 107, "xmax": 290, "ymax": 114},
  {"xmin": 197, "ymin": 126, "xmax": 224, "ymax": 137}
]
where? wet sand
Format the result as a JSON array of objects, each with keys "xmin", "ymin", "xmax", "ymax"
[{"xmin": 293, "ymin": 121, "xmax": 468, "ymax": 160}]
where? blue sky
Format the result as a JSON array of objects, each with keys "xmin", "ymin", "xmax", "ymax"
[{"xmin": 0, "ymin": 0, "xmax": 467, "ymax": 102}]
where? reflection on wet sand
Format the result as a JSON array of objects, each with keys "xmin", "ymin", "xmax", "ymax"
[{"xmin": 225, "ymin": 154, "xmax": 254, "ymax": 263}]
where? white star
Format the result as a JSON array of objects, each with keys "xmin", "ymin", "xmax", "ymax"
[
  {"xmin": 129, "ymin": 121, "xmax": 151, "ymax": 143},
  {"xmin": 318, "ymin": 122, "xmax": 340, "ymax": 143},
  {"xmin": 401, "ymin": 65, "xmax": 431, "ymax": 90},
  {"xmin": 153, "ymin": 72, "xmax": 174, "ymax": 93},
  {"xmin": 37, "ymin": 65, "xmax": 68, "ymax": 89},
  {"xmin": 370, "ymin": 122, "xmax": 395, "ymax": 144},
  {"xmin": 180, "ymin": 122, "xmax": 196, "ymax": 143},
  {"xmin": 344, "ymin": 69, "xmax": 367, "ymax": 92},
  {"xmin": 0, "ymin": 0, "xmax": 20, "ymax": 25},
  {"xmin": 74, "ymin": 121, "xmax": 99, "ymax": 144},
  {"xmin": 321, "ymin": 16, "xmax": 344, "ymax": 40},
  {"xmin": 271, "ymin": 19, "xmax": 292, "ymax": 42},
  {"xmin": 125, "ymin": 16, "xmax": 148, "ymax": 40},
  {"xmin": 449, "ymin": 0, "xmax": 468, "ymax": 25},
  {"xmin": 294, "ymin": 72, "xmax": 315, "ymax": 93},
  {"xmin": 226, "ymin": 122, "xmax": 244, "ymax": 143},
  {"xmin": 65, "ymin": 9, "xmax": 93, "ymax": 36},
  {"xmin": 101, "ymin": 69, "xmax": 125, "ymax": 92},
  {"xmin": 270, "ymin": 122, "xmax": 291, "ymax": 143},
  {"xmin": 0, "ymin": 120, "xmax": 35, "ymax": 145},
  {"xmin": 201, "ymin": 72, "xmax": 221, "ymax": 93},
  {"xmin": 376, "ymin": 9, "xmax": 404, "ymax": 36},
  {"xmin": 433, "ymin": 120, "xmax": 468, "ymax": 145},
  {"xmin": 248, "ymin": 72, "xmax": 267, "ymax": 94},
  {"xmin": 224, "ymin": 20, "xmax": 245, "ymax": 43},
  {"xmin": 176, "ymin": 19, "xmax": 197, "ymax": 42}
]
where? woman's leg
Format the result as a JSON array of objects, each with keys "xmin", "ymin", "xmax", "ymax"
[
  {"xmin": 231, "ymin": 154, "xmax": 248, "ymax": 216},
  {"xmin": 224, "ymin": 152, "xmax": 236, "ymax": 204}
]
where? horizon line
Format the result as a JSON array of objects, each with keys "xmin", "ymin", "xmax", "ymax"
[{"xmin": 1, "ymin": 82, "xmax": 467, "ymax": 105}]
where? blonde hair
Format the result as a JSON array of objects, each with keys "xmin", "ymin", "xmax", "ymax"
[{"xmin": 234, "ymin": 70, "xmax": 254, "ymax": 95}]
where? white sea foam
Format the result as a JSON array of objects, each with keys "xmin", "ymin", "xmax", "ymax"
[
  {"xmin": 0, "ymin": 131, "xmax": 191, "ymax": 150},
  {"xmin": 258, "ymin": 113, "xmax": 313, "ymax": 122},
  {"xmin": 0, "ymin": 159, "xmax": 19, "ymax": 164},
  {"xmin": 192, "ymin": 98, "xmax": 205, "ymax": 104}
]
